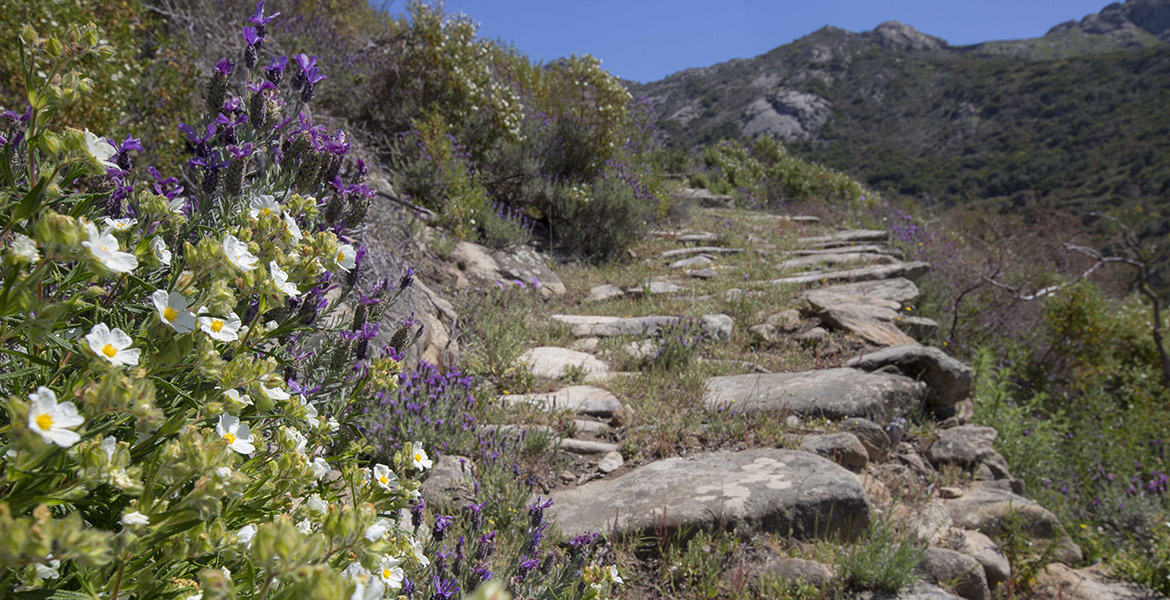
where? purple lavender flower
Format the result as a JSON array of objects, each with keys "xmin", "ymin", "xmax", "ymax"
[
  {"xmin": 400, "ymin": 266, "xmax": 415, "ymax": 290},
  {"xmin": 430, "ymin": 576, "xmax": 459, "ymax": 600},
  {"xmin": 528, "ymin": 496, "xmax": 553, "ymax": 527},
  {"xmin": 215, "ymin": 58, "xmax": 234, "ymax": 76},
  {"xmin": 516, "ymin": 555, "xmax": 540, "ymax": 581},
  {"xmin": 475, "ymin": 530, "xmax": 496, "ymax": 560},
  {"xmin": 433, "ymin": 514, "xmax": 454, "ymax": 541},
  {"xmin": 226, "ymin": 143, "xmax": 255, "ymax": 160},
  {"xmin": 464, "ymin": 500, "xmax": 487, "ymax": 531},
  {"xmin": 410, "ymin": 498, "xmax": 426, "ymax": 528},
  {"xmin": 264, "ymin": 55, "xmax": 288, "ymax": 86},
  {"xmin": 248, "ymin": 0, "xmax": 280, "ymax": 37}
]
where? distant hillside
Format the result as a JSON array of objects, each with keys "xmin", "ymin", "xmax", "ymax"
[{"xmin": 632, "ymin": 0, "xmax": 1170, "ymax": 238}]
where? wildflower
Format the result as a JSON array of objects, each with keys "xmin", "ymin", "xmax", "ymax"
[
  {"xmin": 410, "ymin": 537, "xmax": 430, "ymax": 567},
  {"xmin": 306, "ymin": 494, "xmax": 327, "ymax": 514},
  {"xmin": 249, "ymin": 195, "xmax": 281, "ymax": 219},
  {"xmin": 83, "ymin": 129, "xmax": 118, "ymax": 170},
  {"xmin": 284, "ymin": 426, "xmax": 308, "ymax": 454},
  {"xmin": 248, "ymin": 0, "xmax": 281, "ymax": 36},
  {"xmin": 151, "ymin": 237, "xmax": 172, "ymax": 264},
  {"xmin": 216, "ymin": 414, "xmax": 255, "ymax": 454},
  {"xmin": 85, "ymin": 323, "xmax": 140, "ymax": 367},
  {"xmin": 300, "ymin": 397, "xmax": 319, "ymax": 428},
  {"xmin": 333, "ymin": 243, "xmax": 357, "ymax": 272},
  {"xmin": 10, "ymin": 233, "xmax": 38, "ymax": 263},
  {"xmin": 608, "ymin": 565, "xmax": 623, "ymax": 584},
  {"xmin": 122, "ymin": 511, "xmax": 150, "ymax": 526},
  {"xmin": 311, "ymin": 456, "xmax": 330, "ymax": 480},
  {"xmin": 151, "ymin": 289, "xmax": 197, "ymax": 333},
  {"xmin": 296, "ymin": 519, "xmax": 312, "ymax": 534},
  {"xmin": 262, "ymin": 383, "xmax": 290, "ymax": 400},
  {"xmin": 364, "ymin": 519, "xmax": 392, "ymax": 541},
  {"xmin": 224, "ymin": 389, "xmax": 253, "ymax": 406},
  {"xmin": 102, "ymin": 217, "xmax": 137, "ymax": 232},
  {"xmin": 270, "ymin": 261, "xmax": 300, "ymax": 296},
  {"xmin": 83, "ymin": 222, "xmax": 138, "ymax": 273},
  {"xmin": 102, "ymin": 436, "xmax": 117, "ymax": 460},
  {"xmin": 411, "ymin": 443, "xmax": 432, "ymax": 471},
  {"xmin": 27, "ymin": 387, "xmax": 83, "ymax": 448},
  {"xmin": 343, "ymin": 562, "xmax": 369, "ymax": 580},
  {"xmin": 237, "ymin": 524, "xmax": 257, "ymax": 547},
  {"xmin": 222, "ymin": 234, "xmax": 258, "ymax": 271},
  {"xmin": 34, "ymin": 557, "xmax": 60, "ymax": 580},
  {"xmin": 378, "ymin": 556, "xmax": 404, "ymax": 589},
  {"xmin": 433, "ymin": 515, "xmax": 454, "ymax": 541},
  {"xmin": 199, "ymin": 310, "xmax": 242, "ymax": 342},
  {"xmin": 373, "ymin": 463, "xmax": 398, "ymax": 491},
  {"xmin": 283, "ymin": 213, "xmax": 303, "ymax": 241}
]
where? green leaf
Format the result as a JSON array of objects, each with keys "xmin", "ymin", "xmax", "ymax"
[{"xmin": 12, "ymin": 174, "xmax": 50, "ymax": 222}]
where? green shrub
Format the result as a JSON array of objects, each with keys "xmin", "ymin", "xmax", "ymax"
[{"xmin": 832, "ymin": 516, "xmax": 924, "ymax": 593}]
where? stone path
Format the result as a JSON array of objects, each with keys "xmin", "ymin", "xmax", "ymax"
[{"xmin": 426, "ymin": 217, "xmax": 1164, "ymax": 600}]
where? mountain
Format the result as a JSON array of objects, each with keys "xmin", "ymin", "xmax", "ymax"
[{"xmin": 632, "ymin": 0, "xmax": 1170, "ymax": 233}]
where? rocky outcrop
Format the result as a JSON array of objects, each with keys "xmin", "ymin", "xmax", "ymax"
[
  {"xmin": 847, "ymin": 345, "xmax": 974, "ymax": 409},
  {"xmin": 703, "ymin": 368, "xmax": 926, "ymax": 421},
  {"xmin": 516, "ymin": 347, "xmax": 611, "ymax": 383}
]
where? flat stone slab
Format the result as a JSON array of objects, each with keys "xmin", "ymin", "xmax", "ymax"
[
  {"xmin": 669, "ymin": 255, "xmax": 716, "ymax": 269},
  {"xmin": 812, "ymin": 278, "xmax": 920, "ymax": 303},
  {"xmin": 793, "ymin": 244, "xmax": 898, "ymax": 257},
  {"xmin": 806, "ymin": 294, "xmax": 920, "ymax": 347},
  {"xmin": 551, "ymin": 314, "xmax": 731, "ymax": 340},
  {"xmin": 1034, "ymin": 563, "xmax": 1166, "ymax": 600},
  {"xmin": 501, "ymin": 385, "xmax": 623, "ymax": 417},
  {"xmin": 762, "ymin": 262, "xmax": 930, "ymax": 286},
  {"xmin": 778, "ymin": 252, "xmax": 901, "ymax": 271},
  {"xmin": 583, "ymin": 284, "xmax": 625, "ymax": 303},
  {"xmin": 661, "ymin": 246, "xmax": 743, "ymax": 259},
  {"xmin": 703, "ymin": 368, "xmax": 926, "ymax": 421},
  {"xmin": 625, "ymin": 281, "xmax": 686, "ymax": 296},
  {"xmin": 559, "ymin": 438, "xmax": 619, "ymax": 455},
  {"xmin": 678, "ymin": 232, "xmax": 718, "ymax": 243},
  {"xmin": 516, "ymin": 347, "xmax": 611, "ymax": 383},
  {"xmin": 798, "ymin": 229, "xmax": 889, "ymax": 246},
  {"xmin": 546, "ymin": 449, "xmax": 871, "ymax": 542},
  {"xmin": 847, "ymin": 345, "xmax": 973, "ymax": 407}
]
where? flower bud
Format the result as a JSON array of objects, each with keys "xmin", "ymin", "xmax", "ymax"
[
  {"xmin": 244, "ymin": 44, "xmax": 257, "ymax": 70},
  {"xmin": 323, "ymin": 193, "xmax": 345, "ymax": 224},
  {"xmin": 249, "ymin": 92, "xmax": 267, "ymax": 133},
  {"xmin": 294, "ymin": 152, "xmax": 321, "ymax": 193},
  {"xmin": 206, "ymin": 73, "xmax": 228, "ymax": 119},
  {"xmin": 224, "ymin": 159, "xmax": 245, "ymax": 196}
]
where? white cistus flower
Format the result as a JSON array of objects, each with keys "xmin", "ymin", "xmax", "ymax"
[
  {"xmin": 364, "ymin": 519, "xmax": 391, "ymax": 542},
  {"xmin": 222, "ymin": 233, "xmax": 258, "ymax": 271},
  {"xmin": 102, "ymin": 436, "xmax": 117, "ymax": 461},
  {"xmin": 198, "ymin": 310, "xmax": 242, "ymax": 342},
  {"xmin": 151, "ymin": 236, "xmax": 172, "ymax": 264},
  {"xmin": 306, "ymin": 494, "xmax": 327, "ymax": 514},
  {"xmin": 223, "ymin": 389, "xmax": 253, "ymax": 406},
  {"xmin": 311, "ymin": 456, "xmax": 330, "ymax": 480},
  {"xmin": 411, "ymin": 443, "xmax": 433, "ymax": 471},
  {"xmin": 83, "ymin": 222, "xmax": 138, "ymax": 273},
  {"xmin": 283, "ymin": 213, "xmax": 303, "ymax": 242},
  {"xmin": 333, "ymin": 243, "xmax": 356, "ymax": 272},
  {"xmin": 85, "ymin": 323, "xmax": 141, "ymax": 367},
  {"xmin": 237, "ymin": 524, "xmax": 257, "ymax": 548},
  {"xmin": 83, "ymin": 129, "xmax": 118, "ymax": 170},
  {"xmin": 151, "ymin": 289, "xmax": 197, "ymax": 333},
  {"xmin": 27, "ymin": 387, "xmax": 83, "ymax": 448},
  {"xmin": 248, "ymin": 194, "xmax": 281, "ymax": 219},
  {"xmin": 372, "ymin": 464, "xmax": 398, "ymax": 491},
  {"xmin": 216, "ymin": 414, "xmax": 255, "ymax": 454},
  {"xmin": 102, "ymin": 217, "xmax": 137, "ymax": 232},
  {"xmin": 269, "ymin": 261, "xmax": 300, "ymax": 296},
  {"xmin": 122, "ymin": 511, "xmax": 150, "ymax": 526},
  {"xmin": 34, "ymin": 557, "xmax": 60, "ymax": 580},
  {"xmin": 10, "ymin": 233, "xmax": 38, "ymax": 263},
  {"xmin": 378, "ymin": 556, "xmax": 404, "ymax": 589}
]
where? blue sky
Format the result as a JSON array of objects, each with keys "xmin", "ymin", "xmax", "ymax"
[{"xmin": 387, "ymin": 0, "xmax": 1116, "ymax": 82}]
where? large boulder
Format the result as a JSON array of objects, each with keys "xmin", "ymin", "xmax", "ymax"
[
  {"xmin": 546, "ymin": 449, "xmax": 871, "ymax": 542},
  {"xmin": 372, "ymin": 277, "xmax": 457, "ymax": 366},
  {"xmin": 915, "ymin": 547, "xmax": 990, "ymax": 600},
  {"xmin": 451, "ymin": 241, "xmax": 566, "ymax": 299},
  {"xmin": 847, "ymin": 345, "xmax": 974, "ymax": 409},
  {"xmin": 1033, "ymin": 563, "xmax": 1167, "ymax": 600},
  {"xmin": 500, "ymin": 385, "xmax": 624, "ymax": 418},
  {"xmin": 945, "ymin": 482, "xmax": 1083, "ymax": 565},
  {"xmin": 957, "ymin": 529, "xmax": 1011, "ymax": 591},
  {"xmin": 926, "ymin": 426, "xmax": 1004, "ymax": 474},
  {"xmin": 703, "ymin": 368, "xmax": 927, "ymax": 421}
]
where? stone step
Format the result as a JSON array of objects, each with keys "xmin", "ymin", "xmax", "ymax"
[
  {"xmin": 797, "ymin": 229, "xmax": 889, "ymax": 247},
  {"xmin": 703, "ymin": 368, "xmax": 926, "ymax": 422},
  {"xmin": 777, "ymin": 252, "xmax": 902, "ymax": 271},
  {"xmin": 559, "ymin": 438, "xmax": 619, "ymax": 455},
  {"xmin": 500, "ymin": 385, "xmax": 624, "ymax": 418},
  {"xmin": 762, "ymin": 262, "xmax": 930, "ymax": 287},
  {"xmin": 792, "ymin": 244, "xmax": 900, "ymax": 258},
  {"xmin": 661, "ymin": 246, "xmax": 744, "ymax": 259},
  {"xmin": 668, "ymin": 255, "xmax": 716, "ymax": 269},
  {"xmin": 546, "ymin": 448, "xmax": 871, "ymax": 542},
  {"xmin": 516, "ymin": 347, "xmax": 611, "ymax": 383},
  {"xmin": 807, "ymin": 278, "xmax": 920, "ymax": 304},
  {"xmin": 551, "ymin": 314, "xmax": 733, "ymax": 341}
]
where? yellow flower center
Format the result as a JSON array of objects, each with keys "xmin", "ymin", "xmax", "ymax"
[
  {"xmin": 378, "ymin": 475, "xmax": 388, "ymax": 485},
  {"xmin": 415, "ymin": 452, "xmax": 423, "ymax": 462},
  {"xmin": 336, "ymin": 251, "xmax": 345, "ymax": 262},
  {"xmin": 211, "ymin": 319, "xmax": 224, "ymax": 332},
  {"xmin": 382, "ymin": 569, "xmax": 392, "ymax": 580},
  {"xmin": 36, "ymin": 413, "xmax": 53, "ymax": 431},
  {"xmin": 163, "ymin": 307, "xmax": 179, "ymax": 321},
  {"xmin": 102, "ymin": 343, "xmax": 118, "ymax": 358},
  {"xmin": 260, "ymin": 207, "xmax": 271, "ymax": 216},
  {"xmin": 224, "ymin": 432, "xmax": 236, "ymax": 445}
]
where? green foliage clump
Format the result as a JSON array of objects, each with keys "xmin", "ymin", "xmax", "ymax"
[{"xmin": 829, "ymin": 517, "xmax": 924, "ymax": 594}]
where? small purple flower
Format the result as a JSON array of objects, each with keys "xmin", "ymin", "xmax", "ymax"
[
  {"xmin": 248, "ymin": 0, "xmax": 280, "ymax": 37},
  {"xmin": 400, "ymin": 266, "xmax": 415, "ymax": 290},
  {"xmin": 433, "ymin": 514, "xmax": 454, "ymax": 541},
  {"xmin": 410, "ymin": 498, "xmax": 426, "ymax": 528},
  {"xmin": 116, "ymin": 134, "xmax": 144, "ymax": 153},
  {"xmin": 430, "ymin": 576, "xmax": 459, "ymax": 600},
  {"xmin": 242, "ymin": 26, "xmax": 260, "ymax": 47},
  {"xmin": 516, "ymin": 555, "xmax": 540, "ymax": 580},
  {"xmin": 528, "ymin": 496, "xmax": 553, "ymax": 527},
  {"xmin": 227, "ymin": 143, "xmax": 255, "ymax": 160},
  {"xmin": 264, "ymin": 55, "xmax": 288, "ymax": 85},
  {"xmin": 215, "ymin": 58, "xmax": 234, "ymax": 76}
]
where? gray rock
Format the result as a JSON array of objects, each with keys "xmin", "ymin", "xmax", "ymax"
[
  {"xmin": 689, "ymin": 268, "xmax": 720, "ymax": 279},
  {"xmin": 763, "ymin": 262, "xmax": 931, "ymax": 286},
  {"xmin": 551, "ymin": 313, "xmax": 731, "ymax": 341},
  {"xmin": 672, "ymin": 187, "xmax": 735, "ymax": 209},
  {"xmin": 1034, "ymin": 563, "xmax": 1167, "ymax": 600},
  {"xmin": 678, "ymin": 232, "xmax": 718, "ymax": 243},
  {"xmin": 842, "ymin": 418, "xmax": 892, "ymax": 462},
  {"xmin": 703, "ymin": 368, "xmax": 926, "ymax": 422},
  {"xmin": 546, "ymin": 449, "xmax": 871, "ymax": 542},
  {"xmin": 702, "ymin": 313, "xmax": 735, "ymax": 342},
  {"xmin": 794, "ymin": 244, "xmax": 897, "ymax": 257},
  {"xmin": 420, "ymin": 455, "xmax": 474, "ymax": 508},
  {"xmin": 799, "ymin": 433, "xmax": 869, "ymax": 471},
  {"xmin": 812, "ymin": 278, "xmax": 921, "ymax": 303},
  {"xmin": 669, "ymin": 254, "xmax": 716, "ymax": 269},
  {"xmin": 598, "ymin": 451, "xmax": 624, "ymax": 473},
  {"xmin": 569, "ymin": 337, "xmax": 601, "ymax": 352},
  {"xmin": 748, "ymin": 323, "xmax": 779, "ymax": 344},
  {"xmin": 798, "ymin": 229, "xmax": 890, "ymax": 246},
  {"xmin": 583, "ymin": 284, "xmax": 625, "ymax": 303},
  {"xmin": 957, "ymin": 529, "xmax": 1011, "ymax": 591},
  {"xmin": 778, "ymin": 252, "xmax": 902, "ymax": 271},
  {"xmin": 766, "ymin": 309, "xmax": 803, "ymax": 332},
  {"xmin": 494, "ymin": 246, "xmax": 567, "ymax": 299},
  {"xmin": 796, "ymin": 327, "xmax": 831, "ymax": 344},
  {"xmin": 661, "ymin": 246, "xmax": 744, "ymax": 259},
  {"xmin": 896, "ymin": 501, "xmax": 954, "ymax": 543},
  {"xmin": 916, "ymin": 547, "xmax": 990, "ymax": 600},
  {"xmin": 740, "ymin": 88, "xmax": 831, "ymax": 140},
  {"xmin": 945, "ymin": 483, "xmax": 1083, "ymax": 565},
  {"xmin": 516, "ymin": 347, "xmax": 611, "ymax": 383},
  {"xmin": 625, "ymin": 281, "xmax": 686, "ymax": 296},
  {"xmin": 560, "ymin": 438, "xmax": 619, "ymax": 455},
  {"xmin": 571, "ymin": 419, "xmax": 610, "ymax": 435},
  {"xmin": 622, "ymin": 339, "xmax": 659, "ymax": 361},
  {"xmin": 847, "ymin": 345, "xmax": 974, "ymax": 408},
  {"xmin": 854, "ymin": 582, "xmax": 965, "ymax": 599},
  {"xmin": 501, "ymin": 385, "xmax": 624, "ymax": 417},
  {"xmin": 745, "ymin": 557, "xmax": 835, "ymax": 589},
  {"xmin": 899, "ymin": 316, "xmax": 940, "ymax": 341},
  {"xmin": 927, "ymin": 426, "xmax": 998, "ymax": 470}
]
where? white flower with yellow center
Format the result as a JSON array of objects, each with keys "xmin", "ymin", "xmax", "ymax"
[
  {"xmin": 333, "ymin": 243, "xmax": 356, "ymax": 272},
  {"xmin": 10, "ymin": 233, "xmax": 38, "ymax": 264},
  {"xmin": 215, "ymin": 414, "xmax": 255, "ymax": 454},
  {"xmin": 372, "ymin": 464, "xmax": 398, "ymax": 491},
  {"xmin": 364, "ymin": 519, "xmax": 391, "ymax": 542},
  {"xmin": 248, "ymin": 195, "xmax": 281, "ymax": 219},
  {"xmin": 410, "ymin": 443, "xmax": 432, "ymax": 471},
  {"xmin": 152, "ymin": 237, "xmax": 172, "ymax": 264},
  {"xmin": 283, "ymin": 213, "xmax": 303, "ymax": 242},
  {"xmin": 83, "ymin": 222, "xmax": 138, "ymax": 273},
  {"xmin": 85, "ymin": 323, "xmax": 140, "ymax": 367},
  {"xmin": 270, "ymin": 261, "xmax": 300, "ymax": 296},
  {"xmin": 222, "ymin": 234, "xmax": 258, "ymax": 271},
  {"xmin": 410, "ymin": 538, "xmax": 430, "ymax": 567},
  {"xmin": 223, "ymin": 389, "xmax": 253, "ymax": 406},
  {"xmin": 378, "ymin": 556, "xmax": 404, "ymax": 589},
  {"xmin": 27, "ymin": 387, "xmax": 83, "ymax": 448},
  {"xmin": 83, "ymin": 129, "xmax": 118, "ymax": 170},
  {"xmin": 122, "ymin": 511, "xmax": 150, "ymax": 527},
  {"xmin": 151, "ymin": 289, "xmax": 197, "ymax": 333},
  {"xmin": 198, "ymin": 310, "xmax": 241, "ymax": 342},
  {"xmin": 102, "ymin": 217, "xmax": 137, "ymax": 233}
]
